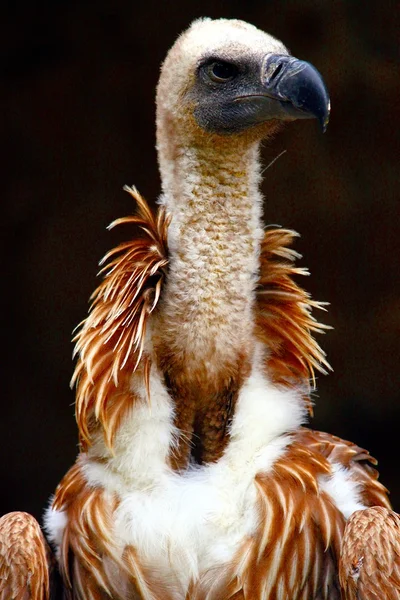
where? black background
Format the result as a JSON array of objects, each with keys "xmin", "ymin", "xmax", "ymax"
[{"xmin": 2, "ymin": 0, "xmax": 399, "ymax": 521}]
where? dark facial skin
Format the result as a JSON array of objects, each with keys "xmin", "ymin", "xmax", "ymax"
[{"xmin": 190, "ymin": 53, "xmax": 330, "ymax": 135}]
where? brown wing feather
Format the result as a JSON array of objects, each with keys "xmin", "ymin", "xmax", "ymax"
[
  {"xmin": 0, "ymin": 511, "xmax": 51, "ymax": 600},
  {"xmin": 72, "ymin": 186, "xmax": 169, "ymax": 451},
  {"xmin": 193, "ymin": 439, "xmax": 344, "ymax": 600},
  {"xmin": 257, "ymin": 228, "xmax": 330, "ymax": 396},
  {"xmin": 53, "ymin": 459, "xmax": 177, "ymax": 600},
  {"xmin": 243, "ymin": 440, "xmax": 344, "ymax": 599},
  {"xmin": 297, "ymin": 428, "xmax": 391, "ymax": 509},
  {"xmin": 196, "ymin": 429, "xmax": 391, "ymax": 600},
  {"xmin": 53, "ymin": 459, "xmax": 126, "ymax": 599},
  {"xmin": 339, "ymin": 506, "xmax": 400, "ymax": 600}
]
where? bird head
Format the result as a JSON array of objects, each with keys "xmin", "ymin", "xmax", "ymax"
[{"xmin": 156, "ymin": 18, "xmax": 330, "ymax": 146}]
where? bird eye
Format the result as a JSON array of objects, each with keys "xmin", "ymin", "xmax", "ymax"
[{"xmin": 207, "ymin": 61, "xmax": 238, "ymax": 83}]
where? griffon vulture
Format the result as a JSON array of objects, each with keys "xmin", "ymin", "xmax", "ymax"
[{"xmin": 1, "ymin": 17, "xmax": 399, "ymax": 600}]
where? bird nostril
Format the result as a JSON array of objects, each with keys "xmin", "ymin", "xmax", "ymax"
[
  {"xmin": 269, "ymin": 62, "xmax": 283, "ymax": 82},
  {"xmin": 263, "ymin": 57, "xmax": 288, "ymax": 85}
]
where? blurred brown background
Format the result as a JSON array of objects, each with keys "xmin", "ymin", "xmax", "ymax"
[{"xmin": 1, "ymin": 0, "xmax": 399, "ymax": 521}]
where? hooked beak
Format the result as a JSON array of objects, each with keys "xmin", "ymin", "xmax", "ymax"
[{"xmin": 236, "ymin": 54, "xmax": 330, "ymax": 132}]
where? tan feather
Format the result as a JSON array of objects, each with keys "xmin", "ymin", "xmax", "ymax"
[{"xmin": 0, "ymin": 511, "xmax": 51, "ymax": 600}]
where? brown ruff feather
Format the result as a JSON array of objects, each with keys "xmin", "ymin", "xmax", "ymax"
[
  {"xmin": 257, "ymin": 228, "xmax": 331, "ymax": 392},
  {"xmin": 72, "ymin": 191, "xmax": 330, "ymax": 449},
  {"xmin": 72, "ymin": 186, "xmax": 169, "ymax": 450}
]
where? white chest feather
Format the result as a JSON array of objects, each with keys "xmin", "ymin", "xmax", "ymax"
[{"xmin": 88, "ymin": 353, "xmax": 304, "ymax": 583}]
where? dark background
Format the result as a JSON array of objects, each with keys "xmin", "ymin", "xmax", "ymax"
[{"xmin": 1, "ymin": 0, "xmax": 399, "ymax": 522}]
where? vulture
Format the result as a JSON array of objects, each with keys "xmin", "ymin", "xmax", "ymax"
[{"xmin": 1, "ymin": 17, "xmax": 400, "ymax": 600}]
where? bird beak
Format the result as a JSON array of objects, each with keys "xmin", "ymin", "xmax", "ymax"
[
  {"xmin": 263, "ymin": 54, "xmax": 330, "ymax": 131},
  {"xmin": 235, "ymin": 54, "xmax": 330, "ymax": 132}
]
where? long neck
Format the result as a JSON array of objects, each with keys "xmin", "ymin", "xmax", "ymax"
[{"xmin": 156, "ymin": 132, "xmax": 264, "ymax": 368}]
